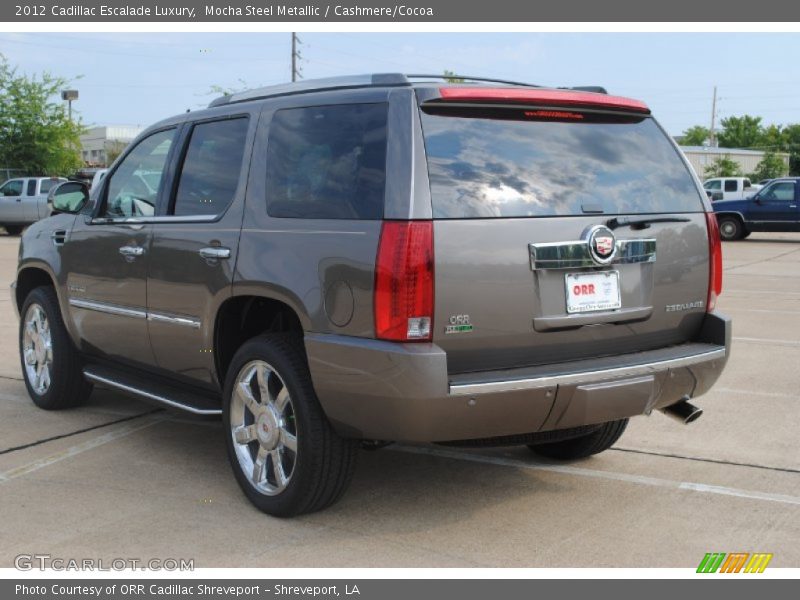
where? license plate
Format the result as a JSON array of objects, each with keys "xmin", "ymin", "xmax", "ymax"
[{"xmin": 565, "ymin": 271, "xmax": 622, "ymax": 314}]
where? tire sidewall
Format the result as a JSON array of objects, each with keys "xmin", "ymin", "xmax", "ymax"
[
  {"xmin": 222, "ymin": 336, "xmax": 320, "ymax": 516},
  {"xmin": 718, "ymin": 217, "xmax": 742, "ymax": 241},
  {"xmin": 19, "ymin": 287, "xmax": 77, "ymax": 409}
]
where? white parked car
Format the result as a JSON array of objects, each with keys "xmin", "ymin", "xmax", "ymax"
[
  {"xmin": 0, "ymin": 176, "xmax": 67, "ymax": 235},
  {"xmin": 703, "ymin": 177, "xmax": 761, "ymax": 201}
]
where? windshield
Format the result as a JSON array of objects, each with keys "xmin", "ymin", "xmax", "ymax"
[{"xmin": 419, "ymin": 108, "xmax": 705, "ymax": 218}]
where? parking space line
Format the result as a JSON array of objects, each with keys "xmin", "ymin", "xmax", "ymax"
[
  {"xmin": 733, "ymin": 336, "xmax": 800, "ymax": 347},
  {"xmin": 392, "ymin": 445, "xmax": 800, "ymax": 507},
  {"xmin": 0, "ymin": 415, "xmax": 165, "ymax": 483},
  {"xmin": 714, "ymin": 387, "xmax": 798, "ymax": 400}
]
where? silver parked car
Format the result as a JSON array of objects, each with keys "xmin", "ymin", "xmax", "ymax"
[{"xmin": 0, "ymin": 176, "xmax": 67, "ymax": 235}]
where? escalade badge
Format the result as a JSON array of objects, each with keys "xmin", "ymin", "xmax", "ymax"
[{"xmin": 587, "ymin": 225, "xmax": 617, "ymax": 265}]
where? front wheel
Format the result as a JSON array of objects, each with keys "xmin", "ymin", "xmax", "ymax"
[
  {"xmin": 19, "ymin": 286, "xmax": 93, "ymax": 409},
  {"xmin": 717, "ymin": 216, "xmax": 744, "ymax": 241},
  {"xmin": 527, "ymin": 419, "xmax": 628, "ymax": 460},
  {"xmin": 4, "ymin": 225, "xmax": 23, "ymax": 236},
  {"xmin": 222, "ymin": 335, "xmax": 358, "ymax": 517}
]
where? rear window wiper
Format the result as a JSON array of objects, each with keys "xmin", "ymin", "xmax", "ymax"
[{"xmin": 606, "ymin": 216, "xmax": 691, "ymax": 230}]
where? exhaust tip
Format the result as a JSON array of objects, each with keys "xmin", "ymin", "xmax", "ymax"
[{"xmin": 661, "ymin": 398, "xmax": 703, "ymax": 425}]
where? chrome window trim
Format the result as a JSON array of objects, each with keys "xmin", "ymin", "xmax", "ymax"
[
  {"xmin": 530, "ymin": 238, "xmax": 656, "ymax": 270},
  {"xmin": 90, "ymin": 215, "xmax": 219, "ymax": 225},
  {"xmin": 449, "ymin": 347, "xmax": 726, "ymax": 396},
  {"xmin": 68, "ymin": 298, "xmax": 147, "ymax": 319}
]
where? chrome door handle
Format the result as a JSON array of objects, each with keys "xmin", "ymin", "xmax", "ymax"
[
  {"xmin": 199, "ymin": 247, "xmax": 231, "ymax": 260},
  {"xmin": 119, "ymin": 245, "xmax": 145, "ymax": 257}
]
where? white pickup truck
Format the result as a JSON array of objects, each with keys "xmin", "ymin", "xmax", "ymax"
[
  {"xmin": 0, "ymin": 176, "xmax": 67, "ymax": 235},
  {"xmin": 703, "ymin": 177, "xmax": 761, "ymax": 201}
]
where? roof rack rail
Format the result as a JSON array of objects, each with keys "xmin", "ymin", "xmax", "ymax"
[
  {"xmin": 406, "ymin": 74, "xmax": 540, "ymax": 88},
  {"xmin": 563, "ymin": 86, "xmax": 608, "ymax": 94},
  {"xmin": 208, "ymin": 73, "xmax": 410, "ymax": 108}
]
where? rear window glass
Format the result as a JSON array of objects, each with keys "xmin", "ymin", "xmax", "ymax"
[
  {"xmin": 40, "ymin": 179, "xmax": 58, "ymax": 194},
  {"xmin": 173, "ymin": 117, "xmax": 249, "ymax": 217},
  {"xmin": 266, "ymin": 103, "xmax": 388, "ymax": 220},
  {"xmin": 420, "ymin": 108, "xmax": 704, "ymax": 218}
]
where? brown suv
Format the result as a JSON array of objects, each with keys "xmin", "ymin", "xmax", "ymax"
[{"xmin": 13, "ymin": 74, "xmax": 730, "ymax": 517}]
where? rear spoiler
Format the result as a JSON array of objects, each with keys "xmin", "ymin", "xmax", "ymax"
[{"xmin": 433, "ymin": 87, "xmax": 650, "ymax": 114}]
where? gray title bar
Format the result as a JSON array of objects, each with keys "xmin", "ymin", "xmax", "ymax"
[
  {"xmin": 2, "ymin": 579, "xmax": 794, "ymax": 600},
  {"xmin": 3, "ymin": 0, "xmax": 800, "ymax": 22}
]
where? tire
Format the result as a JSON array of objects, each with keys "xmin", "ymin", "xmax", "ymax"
[
  {"xmin": 19, "ymin": 286, "xmax": 93, "ymax": 410},
  {"xmin": 717, "ymin": 216, "xmax": 743, "ymax": 241},
  {"xmin": 222, "ymin": 334, "xmax": 358, "ymax": 517},
  {"xmin": 527, "ymin": 419, "xmax": 628, "ymax": 460},
  {"xmin": 4, "ymin": 225, "xmax": 23, "ymax": 236}
]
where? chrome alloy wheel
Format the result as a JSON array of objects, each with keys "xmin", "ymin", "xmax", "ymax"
[
  {"xmin": 22, "ymin": 303, "xmax": 53, "ymax": 395},
  {"xmin": 230, "ymin": 360, "xmax": 297, "ymax": 496}
]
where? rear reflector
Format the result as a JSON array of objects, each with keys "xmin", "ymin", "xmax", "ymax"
[
  {"xmin": 705, "ymin": 212, "xmax": 723, "ymax": 312},
  {"xmin": 375, "ymin": 221, "xmax": 434, "ymax": 342},
  {"xmin": 438, "ymin": 87, "xmax": 650, "ymax": 114}
]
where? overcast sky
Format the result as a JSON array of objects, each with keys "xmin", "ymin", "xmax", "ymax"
[{"xmin": 1, "ymin": 32, "xmax": 798, "ymax": 137}]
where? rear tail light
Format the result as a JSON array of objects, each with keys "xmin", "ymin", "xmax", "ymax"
[
  {"xmin": 374, "ymin": 221, "xmax": 434, "ymax": 342},
  {"xmin": 705, "ymin": 212, "xmax": 723, "ymax": 312}
]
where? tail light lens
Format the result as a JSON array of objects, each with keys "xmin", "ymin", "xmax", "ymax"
[
  {"xmin": 374, "ymin": 221, "xmax": 434, "ymax": 341},
  {"xmin": 705, "ymin": 212, "xmax": 723, "ymax": 312}
]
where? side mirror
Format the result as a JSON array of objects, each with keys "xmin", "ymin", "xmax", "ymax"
[{"xmin": 48, "ymin": 181, "xmax": 89, "ymax": 214}]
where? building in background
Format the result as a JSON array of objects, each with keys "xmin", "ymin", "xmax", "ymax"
[
  {"xmin": 79, "ymin": 125, "xmax": 144, "ymax": 167},
  {"xmin": 679, "ymin": 145, "xmax": 790, "ymax": 179}
]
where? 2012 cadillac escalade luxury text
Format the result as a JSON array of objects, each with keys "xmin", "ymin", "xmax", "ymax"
[{"xmin": 12, "ymin": 74, "xmax": 730, "ymax": 516}]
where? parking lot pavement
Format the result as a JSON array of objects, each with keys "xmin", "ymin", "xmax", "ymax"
[{"xmin": 0, "ymin": 232, "xmax": 798, "ymax": 568}]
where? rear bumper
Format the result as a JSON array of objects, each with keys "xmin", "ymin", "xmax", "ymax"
[{"xmin": 305, "ymin": 312, "xmax": 731, "ymax": 442}]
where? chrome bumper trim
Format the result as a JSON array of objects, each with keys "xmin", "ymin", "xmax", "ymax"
[{"xmin": 449, "ymin": 347, "xmax": 726, "ymax": 396}]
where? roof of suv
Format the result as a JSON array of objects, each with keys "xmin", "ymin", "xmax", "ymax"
[{"xmin": 207, "ymin": 73, "xmax": 622, "ymax": 109}]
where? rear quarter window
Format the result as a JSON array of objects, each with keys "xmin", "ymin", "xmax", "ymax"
[
  {"xmin": 265, "ymin": 103, "xmax": 388, "ymax": 220},
  {"xmin": 420, "ymin": 108, "xmax": 705, "ymax": 218}
]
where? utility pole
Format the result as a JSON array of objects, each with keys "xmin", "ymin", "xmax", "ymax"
[
  {"xmin": 709, "ymin": 85, "xmax": 718, "ymax": 147},
  {"xmin": 291, "ymin": 33, "xmax": 302, "ymax": 82}
]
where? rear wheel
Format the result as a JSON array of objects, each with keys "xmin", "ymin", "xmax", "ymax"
[
  {"xmin": 717, "ymin": 216, "xmax": 744, "ymax": 241},
  {"xmin": 222, "ymin": 335, "xmax": 358, "ymax": 517},
  {"xmin": 19, "ymin": 286, "xmax": 93, "ymax": 409},
  {"xmin": 4, "ymin": 225, "xmax": 23, "ymax": 236},
  {"xmin": 527, "ymin": 419, "xmax": 628, "ymax": 460}
]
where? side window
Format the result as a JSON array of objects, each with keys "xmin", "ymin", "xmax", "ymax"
[
  {"xmin": 172, "ymin": 118, "xmax": 249, "ymax": 217},
  {"xmin": 705, "ymin": 180, "xmax": 721, "ymax": 191},
  {"xmin": 1, "ymin": 180, "xmax": 23, "ymax": 197},
  {"xmin": 266, "ymin": 103, "xmax": 388, "ymax": 220},
  {"xmin": 26, "ymin": 180, "xmax": 37, "ymax": 196},
  {"xmin": 39, "ymin": 179, "xmax": 58, "ymax": 194},
  {"xmin": 744, "ymin": 179, "xmax": 752, "ymax": 189},
  {"xmin": 762, "ymin": 182, "xmax": 796, "ymax": 201},
  {"xmin": 102, "ymin": 129, "xmax": 175, "ymax": 219},
  {"xmin": 724, "ymin": 180, "xmax": 737, "ymax": 192}
]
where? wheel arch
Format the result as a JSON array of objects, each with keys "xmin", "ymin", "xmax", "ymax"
[{"xmin": 213, "ymin": 292, "xmax": 308, "ymax": 386}]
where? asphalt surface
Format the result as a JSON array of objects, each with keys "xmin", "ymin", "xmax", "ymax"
[{"xmin": 0, "ymin": 232, "xmax": 798, "ymax": 568}]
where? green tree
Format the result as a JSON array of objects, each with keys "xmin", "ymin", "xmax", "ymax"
[
  {"xmin": 717, "ymin": 115, "xmax": 763, "ymax": 149},
  {"xmin": 751, "ymin": 151, "xmax": 787, "ymax": 181},
  {"xmin": 703, "ymin": 155, "xmax": 741, "ymax": 178},
  {"xmin": 0, "ymin": 55, "xmax": 84, "ymax": 175},
  {"xmin": 782, "ymin": 123, "xmax": 800, "ymax": 175},
  {"xmin": 443, "ymin": 70, "xmax": 465, "ymax": 83},
  {"xmin": 104, "ymin": 140, "xmax": 128, "ymax": 166},
  {"xmin": 681, "ymin": 125, "xmax": 710, "ymax": 146}
]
